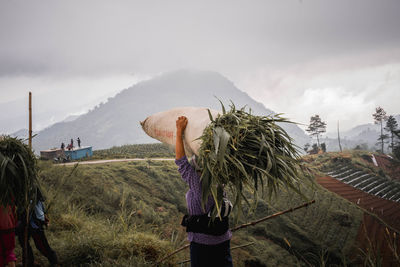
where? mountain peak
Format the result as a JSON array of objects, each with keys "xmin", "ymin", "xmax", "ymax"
[{"xmin": 33, "ymin": 70, "xmax": 308, "ymax": 151}]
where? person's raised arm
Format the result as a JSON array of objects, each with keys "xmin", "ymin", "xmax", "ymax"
[{"xmin": 175, "ymin": 116, "xmax": 188, "ymax": 160}]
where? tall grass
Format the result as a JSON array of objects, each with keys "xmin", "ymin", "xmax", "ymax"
[{"xmin": 26, "ymin": 152, "xmax": 376, "ymax": 266}]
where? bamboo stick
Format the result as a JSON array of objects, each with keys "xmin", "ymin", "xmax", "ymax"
[
  {"xmin": 25, "ymin": 91, "xmax": 32, "ymax": 267},
  {"xmin": 231, "ymin": 200, "xmax": 315, "ymax": 232},
  {"xmin": 157, "ymin": 200, "xmax": 316, "ymax": 263},
  {"xmin": 29, "ymin": 92, "xmax": 32, "ymax": 149}
]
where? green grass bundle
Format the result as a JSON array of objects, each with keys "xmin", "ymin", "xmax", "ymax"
[
  {"xmin": 0, "ymin": 136, "xmax": 39, "ymax": 210},
  {"xmin": 197, "ymin": 104, "xmax": 307, "ymax": 218}
]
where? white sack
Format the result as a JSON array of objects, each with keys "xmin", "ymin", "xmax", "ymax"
[{"xmin": 140, "ymin": 107, "xmax": 220, "ymax": 156}]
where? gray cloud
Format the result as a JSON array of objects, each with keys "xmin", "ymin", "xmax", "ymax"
[
  {"xmin": 1, "ymin": 0, "xmax": 400, "ymax": 134},
  {"xmin": 1, "ymin": 0, "xmax": 399, "ymax": 77}
]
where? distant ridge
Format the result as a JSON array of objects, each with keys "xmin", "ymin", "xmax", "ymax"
[
  {"xmin": 323, "ymin": 115, "xmax": 400, "ymax": 152},
  {"xmin": 33, "ymin": 69, "xmax": 309, "ymax": 152}
]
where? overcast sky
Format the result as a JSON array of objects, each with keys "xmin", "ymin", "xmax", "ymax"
[{"xmin": 1, "ymin": 0, "xmax": 399, "ymax": 134}]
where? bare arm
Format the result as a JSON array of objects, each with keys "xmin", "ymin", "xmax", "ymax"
[{"xmin": 175, "ymin": 116, "xmax": 188, "ymax": 159}]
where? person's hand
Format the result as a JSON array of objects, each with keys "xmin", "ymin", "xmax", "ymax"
[
  {"xmin": 175, "ymin": 116, "xmax": 188, "ymax": 159},
  {"xmin": 176, "ymin": 116, "xmax": 188, "ymax": 134}
]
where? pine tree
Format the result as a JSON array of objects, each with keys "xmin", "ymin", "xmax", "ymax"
[
  {"xmin": 392, "ymin": 126, "xmax": 400, "ymax": 160},
  {"xmin": 384, "ymin": 115, "xmax": 399, "ymax": 153},
  {"xmin": 306, "ymin": 115, "xmax": 326, "ymax": 147},
  {"xmin": 321, "ymin": 143, "xmax": 327, "ymax": 153},
  {"xmin": 310, "ymin": 143, "xmax": 319, "ymax": 154},
  {"xmin": 304, "ymin": 143, "xmax": 310, "ymax": 153},
  {"xmin": 373, "ymin": 107, "xmax": 388, "ymax": 153}
]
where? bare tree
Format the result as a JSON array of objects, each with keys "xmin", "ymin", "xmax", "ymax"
[
  {"xmin": 306, "ymin": 115, "xmax": 327, "ymax": 147},
  {"xmin": 373, "ymin": 107, "xmax": 388, "ymax": 153},
  {"xmin": 337, "ymin": 121, "xmax": 342, "ymax": 152}
]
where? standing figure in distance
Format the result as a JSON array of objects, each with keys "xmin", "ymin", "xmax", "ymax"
[
  {"xmin": 77, "ymin": 137, "xmax": 81, "ymax": 148},
  {"xmin": 175, "ymin": 116, "xmax": 233, "ymax": 267}
]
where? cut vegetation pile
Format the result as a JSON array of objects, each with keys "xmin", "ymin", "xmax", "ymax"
[
  {"xmin": 0, "ymin": 136, "xmax": 39, "ymax": 209},
  {"xmin": 197, "ymin": 104, "xmax": 308, "ymax": 216}
]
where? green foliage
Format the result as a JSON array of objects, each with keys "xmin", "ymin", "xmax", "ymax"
[
  {"xmin": 394, "ymin": 146, "xmax": 400, "ymax": 160},
  {"xmin": 385, "ymin": 115, "xmax": 399, "ymax": 153},
  {"xmin": 33, "ymin": 160, "xmax": 187, "ymax": 266},
  {"xmin": 354, "ymin": 143, "xmax": 369, "ymax": 151},
  {"xmin": 321, "ymin": 143, "xmax": 326, "ymax": 153},
  {"xmin": 385, "ymin": 115, "xmax": 398, "ymax": 133},
  {"xmin": 373, "ymin": 107, "xmax": 388, "ymax": 125},
  {"xmin": 306, "ymin": 115, "xmax": 327, "ymax": 147},
  {"xmin": 373, "ymin": 106, "xmax": 389, "ymax": 153},
  {"xmin": 304, "ymin": 143, "xmax": 310, "ymax": 153},
  {"xmin": 197, "ymin": 103, "xmax": 308, "ymax": 219},
  {"xmin": 0, "ymin": 135, "xmax": 39, "ymax": 210},
  {"xmin": 92, "ymin": 143, "xmax": 174, "ymax": 160},
  {"xmin": 238, "ymin": 183, "xmax": 363, "ymax": 266},
  {"xmin": 28, "ymin": 156, "xmax": 368, "ymax": 266},
  {"xmin": 309, "ymin": 144, "xmax": 319, "ymax": 155}
]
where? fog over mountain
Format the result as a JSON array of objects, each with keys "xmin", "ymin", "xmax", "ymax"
[
  {"xmin": 31, "ymin": 70, "xmax": 309, "ymax": 152},
  {"xmin": 320, "ymin": 115, "xmax": 400, "ymax": 152},
  {"xmin": 1, "ymin": 1, "xmax": 400, "ymax": 135}
]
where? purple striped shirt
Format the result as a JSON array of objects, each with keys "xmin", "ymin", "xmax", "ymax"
[{"xmin": 175, "ymin": 156, "xmax": 232, "ymax": 245}]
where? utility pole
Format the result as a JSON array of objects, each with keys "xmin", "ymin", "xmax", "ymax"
[
  {"xmin": 337, "ymin": 121, "xmax": 342, "ymax": 153},
  {"xmin": 25, "ymin": 91, "xmax": 32, "ymax": 267},
  {"xmin": 29, "ymin": 92, "xmax": 32, "ymax": 148}
]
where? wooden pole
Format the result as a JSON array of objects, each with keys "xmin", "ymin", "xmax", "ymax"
[
  {"xmin": 24, "ymin": 92, "xmax": 32, "ymax": 267},
  {"xmin": 157, "ymin": 200, "xmax": 316, "ymax": 263},
  {"xmin": 337, "ymin": 121, "xmax": 342, "ymax": 153},
  {"xmin": 29, "ymin": 92, "xmax": 32, "ymax": 148},
  {"xmin": 230, "ymin": 200, "xmax": 315, "ymax": 232}
]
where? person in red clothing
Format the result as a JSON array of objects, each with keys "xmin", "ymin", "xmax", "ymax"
[{"xmin": 0, "ymin": 205, "xmax": 17, "ymax": 267}]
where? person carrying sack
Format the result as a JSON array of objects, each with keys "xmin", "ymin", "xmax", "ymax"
[{"xmin": 175, "ymin": 116, "xmax": 233, "ymax": 267}]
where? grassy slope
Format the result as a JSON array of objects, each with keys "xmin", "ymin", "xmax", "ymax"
[
  {"xmin": 302, "ymin": 150, "xmax": 399, "ymax": 177},
  {"xmin": 91, "ymin": 143, "xmax": 175, "ymax": 160},
  {"xmin": 24, "ymin": 154, "xmax": 367, "ymax": 266}
]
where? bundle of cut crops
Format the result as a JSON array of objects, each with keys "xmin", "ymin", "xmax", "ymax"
[
  {"xmin": 0, "ymin": 136, "xmax": 39, "ymax": 210},
  {"xmin": 141, "ymin": 104, "xmax": 306, "ymax": 218}
]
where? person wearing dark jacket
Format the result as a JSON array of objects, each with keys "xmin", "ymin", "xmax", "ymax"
[{"xmin": 16, "ymin": 190, "xmax": 58, "ymax": 267}]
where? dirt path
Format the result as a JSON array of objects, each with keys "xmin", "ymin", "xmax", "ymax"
[{"xmin": 61, "ymin": 158, "xmax": 175, "ymax": 166}]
